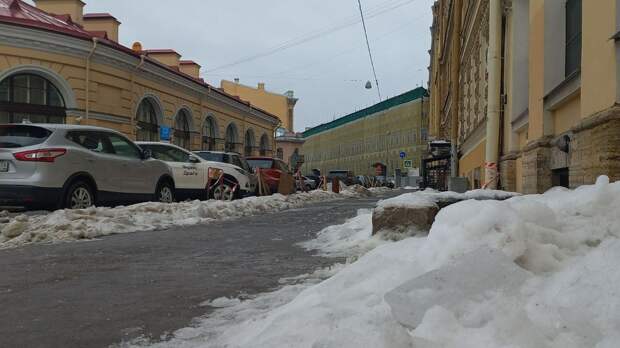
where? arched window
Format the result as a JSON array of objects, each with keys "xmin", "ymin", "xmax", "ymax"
[
  {"xmin": 259, "ymin": 133, "xmax": 271, "ymax": 156},
  {"xmin": 202, "ymin": 116, "xmax": 218, "ymax": 150},
  {"xmin": 225, "ymin": 123, "xmax": 239, "ymax": 153},
  {"xmin": 173, "ymin": 110, "xmax": 191, "ymax": 149},
  {"xmin": 244, "ymin": 129, "xmax": 255, "ymax": 157},
  {"xmin": 0, "ymin": 74, "xmax": 66, "ymax": 124},
  {"xmin": 136, "ymin": 98, "xmax": 159, "ymax": 141}
]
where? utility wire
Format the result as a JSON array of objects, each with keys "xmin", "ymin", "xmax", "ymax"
[
  {"xmin": 357, "ymin": 0, "xmax": 382, "ymax": 100},
  {"xmin": 205, "ymin": 0, "xmax": 417, "ymax": 73}
]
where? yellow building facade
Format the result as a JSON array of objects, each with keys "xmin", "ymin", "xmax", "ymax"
[
  {"xmin": 302, "ymin": 88, "xmax": 429, "ymax": 176},
  {"xmin": 0, "ymin": 0, "xmax": 278, "ymax": 154},
  {"xmin": 428, "ymin": 0, "xmax": 619, "ymax": 193},
  {"xmin": 220, "ymin": 80, "xmax": 297, "ymax": 132}
]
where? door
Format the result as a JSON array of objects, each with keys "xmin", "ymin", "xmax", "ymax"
[
  {"xmin": 105, "ymin": 133, "xmax": 151, "ymax": 194},
  {"xmin": 65, "ymin": 130, "xmax": 118, "ymax": 193},
  {"xmin": 148, "ymin": 144, "xmax": 203, "ymax": 190}
]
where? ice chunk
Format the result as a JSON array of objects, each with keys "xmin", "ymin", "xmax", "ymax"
[{"xmin": 385, "ymin": 247, "xmax": 531, "ymax": 329}]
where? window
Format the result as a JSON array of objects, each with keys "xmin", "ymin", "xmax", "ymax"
[
  {"xmin": 203, "ymin": 116, "xmax": 218, "ymax": 151},
  {"xmin": 107, "ymin": 134, "xmax": 142, "ymax": 159},
  {"xmin": 225, "ymin": 123, "xmax": 239, "ymax": 153},
  {"xmin": 195, "ymin": 151, "xmax": 224, "ymax": 163},
  {"xmin": 174, "ymin": 110, "xmax": 191, "ymax": 149},
  {"xmin": 244, "ymin": 130, "xmax": 255, "ymax": 157},
  {"xmin": 0, "ymin": 74, "xmax": 66, "ymax": 124},
  {"xmin": 67, "ymin": 131, "xmax": 112, "ymax": 154},
  {"xmin": 259, "ymin": 134, "xmax": 270, "ymax": 156},
  {"xmin": 144, "ymin": 144, "xmax": 190, "ymax": 163},
  {"xmin": 276, "ymin": 147, "xmax": 284, "ymax": 159},
  {"xmin": 0, "ymin": 125, "xmax": 52, "ymax": 148},
  {"xmin": 565, "ymin": 0, "xmax": 582, "ymax": 76},
  {"xmin": 136, "ymin": 99, "xmax": 159, "ymax": 141}
]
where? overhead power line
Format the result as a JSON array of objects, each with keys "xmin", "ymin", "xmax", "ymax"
[
  {"xmin": 205, "ymin": 0, "xmax": 418, "ymax": 73},
  {"xmin": 357, "ymin": 0, "xmax": 382, "ymax": 100}
]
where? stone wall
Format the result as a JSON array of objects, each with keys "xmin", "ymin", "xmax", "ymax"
[
  {"xmin": 522, "ymin": 139, "xmax": 553, "ymax": 194},
  {"xmin": 499, "ymin": 156, "xmax": 517, "ymax": 192},
  {"xmin": 570, "ymin": 108, "xmax": 620, "ymax": 187}
]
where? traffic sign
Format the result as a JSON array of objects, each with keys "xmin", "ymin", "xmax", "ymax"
[
  {"xmin": 399, "ymin": 151, "xmax": 406, "ymax": 159},
  {"xmin": 403, "ymin": 160, "xmax": 413, "ymax": 168},
  {"xmin": 160, "ymin": 126, "xmax": 171, "ymax": 141}
]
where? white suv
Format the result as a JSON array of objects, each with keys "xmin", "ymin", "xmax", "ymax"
[
  {"xmin": 138, "ymin": 143, "xmax": 255, "ymax": 200},
  {"xmin": 193, "ymin": 151, "xmax": 257, "ymax": 197},
  {"xmin": 0, "ymin": 124, "xmax": 175, "ymax": 210}
]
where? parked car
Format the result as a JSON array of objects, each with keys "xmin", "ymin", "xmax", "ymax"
[
  {"xmin": 296, "ymin": 175, "xmax": 317, "ymax": 191},
  {"xmin": 137, "ymin": 143, "xmax": 250, "ymax": 201},
  {"xmin": 246, "ymin": 157, "xmax": 294, "ymax": 193},
  {"xmin": 328, "ymin": 170, "xmax": 356, "ymax": 186},
  {"xmin": 0, "ymin": 124, "xmax": 175, "ymax": 210},
  {"xmin": 193, "ymin": 150, "xmax": 257, "ymax": 198}
]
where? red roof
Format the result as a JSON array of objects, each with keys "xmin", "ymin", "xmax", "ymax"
[
  {"xmin": 180, "ymin": 60, "xmax": 200, "ymax": 66},
  {"xmin": 83, "ymin": 13, "xmax": 119, "ymax": 22},
  {"xmin": 0, "ymin": 0, "xmax": 279, "ymax": 123}
]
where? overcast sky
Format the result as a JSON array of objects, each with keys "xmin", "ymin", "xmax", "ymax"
[{"xmin": 35, "ymin": 0, "xmax": 434, "ymax": 132}]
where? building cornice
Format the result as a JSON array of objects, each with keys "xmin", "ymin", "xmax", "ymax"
[{"xmin": 0, "ymin": 22, "xmax": 279, "ymax": 126}]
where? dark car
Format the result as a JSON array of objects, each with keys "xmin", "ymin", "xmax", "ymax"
[
  {"xmin": 246, "ymin": 157, "xmax": 294, "ymax": 193},
  {"xmin": 328, "ymin": 170, "xmax": 356, "ymax": 186}
]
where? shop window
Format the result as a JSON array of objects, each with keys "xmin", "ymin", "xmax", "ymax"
[
  {"xmin": 565, "ymin": 0, "xmax": 582, "ymax": 76},
  {"xmin": 225, "ymin": 123, "xmax": 240, "ymax": 153},
  {"xmin": 552, "ymin": 168, "xmax": 570, "ymax": 188},
  {"xmin": 244, "ymin": 129, "xmax": 256, "ymax": 156},
  {"xmin": 259, "ymin": 133, "xmax": 270, "ymax": 156},
  {"xmin": 0, "ymin": 74, "xmax": 66, "ymax": 124}
]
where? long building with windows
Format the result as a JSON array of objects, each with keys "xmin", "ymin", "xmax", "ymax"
[
  {"xmin": 301, "ymin": 87, "xmax": 429, "ymax": 176},
  {"xmin": 428, "ymin": 0, "xmax": 619, "ymax": 193},
  {"xmin": 0, "ymin": 0, "xmax": 279, "ymax": 155}
]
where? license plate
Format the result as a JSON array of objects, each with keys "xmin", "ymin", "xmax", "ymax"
[{"xmin": 0, "ymin": 161, "xmax": 8, "ymax": 172}]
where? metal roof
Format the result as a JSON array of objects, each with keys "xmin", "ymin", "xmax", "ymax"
[{"xmin": 302, "ymin": 87, "xmax": 428, "ymax": 138}]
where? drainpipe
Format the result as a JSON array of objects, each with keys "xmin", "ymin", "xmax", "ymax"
[
  {"xmin": 85, "ymin": 37, "xmax": 98, "ymax": 121},
  {"xmin": 130, "ymin": 55, "xmax": 146, "ymax": 138},
  {"xmin": 484, "ymin": 0, "xmax": 502, "ymax": 189},
  {"xmin": 450, "ymin": 0, "xmax": 462, "ymax": 178}
]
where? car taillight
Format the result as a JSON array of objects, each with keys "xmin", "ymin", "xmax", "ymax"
[{"xmin": 13, "ymin": 148, "xmax": 67, "ymax": 162}]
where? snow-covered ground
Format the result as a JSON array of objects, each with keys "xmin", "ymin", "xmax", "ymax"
[
  {"xmin": 0, "ymin": 187, "xmax": 383, "ymax": 250},
  {"xmin": 137, "ymin": 176, "xmax": 620, "ymax": 348}
]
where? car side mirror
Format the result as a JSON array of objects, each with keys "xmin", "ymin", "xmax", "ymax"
[
  {"xmin": 142, "ymin": 149, "xmax": 152, "ymax": 160},
  {"xmin": 189, "ymin": 156, "xmax": 200, "ymax": 163}
]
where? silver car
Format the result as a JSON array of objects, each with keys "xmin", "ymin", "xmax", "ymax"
[{"xmin": 0, "ymin": 124, "xmax": 175, "ymax": 210}]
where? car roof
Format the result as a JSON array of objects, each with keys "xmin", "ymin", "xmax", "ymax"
[
  {"xmin": 246, "ymin": 156, "xmax": 275, "ymax": 160},
  {"xmin": 4, "ymin": 123, "xmax": 118, "ymax": 132},
  {"xmin": 194, "ymin": 150, "xmax": 241, "ymax": 156}
]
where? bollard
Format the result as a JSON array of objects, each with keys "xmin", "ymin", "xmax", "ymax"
[{"xmin": 332, "ymin": 177, "xmax": 340, "ymax": 193}]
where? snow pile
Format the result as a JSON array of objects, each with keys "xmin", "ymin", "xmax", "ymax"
[
  {"xmin": 299, "ymin": 209, "xmax": 389, "ymax": 258},
  {"xmin": 0, "ymin": 190, "xmax": 366, "ymax": 249},
  {"xmin": 143, "ymin": 176, "xmax": 620, "ymax": 348}
]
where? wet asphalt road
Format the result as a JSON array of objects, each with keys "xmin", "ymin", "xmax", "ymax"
[{"xmin": 0, "ymin": 191, "xmax": 400, "ymax": 348}]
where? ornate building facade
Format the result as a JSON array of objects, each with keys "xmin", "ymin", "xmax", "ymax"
[{"xmin": 0, "ymin": 0, "xmax": 279, "ymax": 154}]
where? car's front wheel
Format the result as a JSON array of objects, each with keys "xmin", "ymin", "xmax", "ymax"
[
  {"xmin": 212, "ymin": 183, "xmax": 235, "ymax": 201},
  {"xmin": 156, "ymin": 181, "xmax": 175, "ymax": 203},
  {"xmin": 65, "ymin": 181, "xmax": 94, "ymax": 209}
]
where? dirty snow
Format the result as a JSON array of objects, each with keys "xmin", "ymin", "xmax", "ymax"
[
  {"xmin": 136, "ymin": 176, "xmax": 620, "ymax": 348},
  {"xmin": 0, "ymin": 187, "xmax": 372, "ymax": 249}
]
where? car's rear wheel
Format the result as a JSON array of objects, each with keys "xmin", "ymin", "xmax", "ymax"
[
  {"xmin": 212, "ymin": 183, "xmax": 235, "ymax": 201},
  {"xmin": 156, "ymin": 181, "xmax": 175, "ymax": 203},
  {"xmin": 65, "ymin": 181, "xmax": 94, "ymax": 209}
]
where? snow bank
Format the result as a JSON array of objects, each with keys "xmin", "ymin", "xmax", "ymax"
[
  {"xmin": 141, "ymin": 177, "xmax": 620, "ymax": 348},
  {"xmin": 0, "ymin": 188, "xmax": 373, "ymax": 249},
  {"xmin": 377, "ymin": 187, "xmax": 519, "ymax": 211}
]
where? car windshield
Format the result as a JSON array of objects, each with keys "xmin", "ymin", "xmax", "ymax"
[
  {"xmin": 0, "ymin": 125, "xmax": 52, "ymax": 148},
  {"xmin": 195, "ymin": 152, "xmax": 225, "ymax": 163},
  {"xmin": 247, "ymin": 159, "xmax": 273, "ymax": 169}
]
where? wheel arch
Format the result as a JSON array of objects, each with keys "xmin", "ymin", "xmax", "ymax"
[{"xmin": 61, "ymin": 172, "xmax": 99, "ymax": 206}]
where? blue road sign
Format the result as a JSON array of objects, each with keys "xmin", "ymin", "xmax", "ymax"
[
  {"xmin": 160, "ymin": 126, "xmax": 171, "ymax": 141},
  {"xmin": 399, "ymin": 151, "xmax": 406, "ymax": 159}
]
